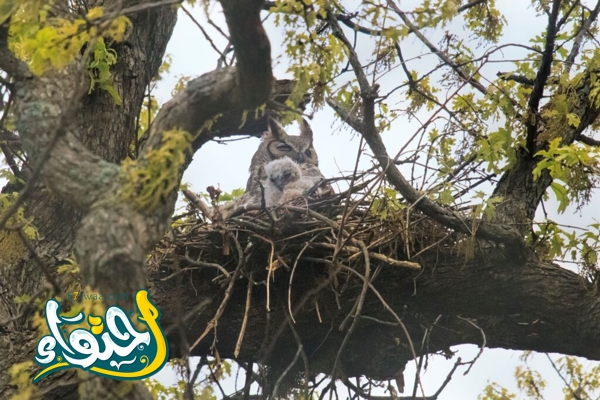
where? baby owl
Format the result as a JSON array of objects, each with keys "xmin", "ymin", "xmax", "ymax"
[{"xmin": 262, "ymin": 157, "xmax": 317, "ymax": 206}]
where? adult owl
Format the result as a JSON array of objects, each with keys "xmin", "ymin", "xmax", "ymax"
[{"xmin": 221, "ymin": 117, "xmax": 333, "ymax": 218}]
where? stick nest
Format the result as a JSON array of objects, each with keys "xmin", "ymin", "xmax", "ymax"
[{"xmin": 149, "ymin": 184, "xmax": 460, "ymax": 285}]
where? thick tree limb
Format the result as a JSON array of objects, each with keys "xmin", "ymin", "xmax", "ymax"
[
  {"xmin": 2, "ymin": 0, "xmax": 271, "ymax": 398},
  {"xmin": 578, "ymin": 134, "xmax": 600, "ymax": 147},
  {"xmin": 1, "ymin": 2, "xmax": 179, "ymax": 398},
  {"xmin": 6, "ymin": 0, "xmax": 272, "ymax": 299},
  {"xmin": 492, "ymin": 66, "xmax": 600, "ymax": 227},
  {"xmin": 151, "ymin": 243, "xmax": 600, "ymax": 383},
  {"xmin": 221, "ymin": 0, "xmax": 272, "ymax": 107},
  {"xmin": 78, "ymin": 0, "xmax": 272, "ymax": 298}
]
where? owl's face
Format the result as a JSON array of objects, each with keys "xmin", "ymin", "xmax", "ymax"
[
  {"xmin": 264, "ymin": 157, "xmax": 302, "ymax": 191},
  {"xmin": 253, "ymin": 118, "xmax": 319, "ymax": 167},
  {"xmin": 265, "ymin": 135, "xmax": 318, "ymax": 165}
]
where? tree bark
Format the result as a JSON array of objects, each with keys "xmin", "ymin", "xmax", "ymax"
[
  {"xmin": 2, "ymin": 0, "xmax": 275, "ymax": 397},
  {"xmin": 150, "ymin": 243, "xmax": 600, "ymax": 381},
  {"xmin": 0, "ymin": 1, "xmax": 177, "ymax": 398}
]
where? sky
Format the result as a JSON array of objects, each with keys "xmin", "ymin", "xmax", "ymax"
[{"xmin": 149, "ymin": 1, "xmax": 600, "ymax": 399}]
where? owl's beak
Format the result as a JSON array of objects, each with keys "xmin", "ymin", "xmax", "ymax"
[{"xmin": 270, "ymin": 177, "xmax": 286, "ymax": 192}]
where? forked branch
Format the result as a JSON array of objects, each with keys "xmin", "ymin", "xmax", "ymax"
[{"xmin": 326, "ymin": 14, "xmax": 524, "ymax": 250}]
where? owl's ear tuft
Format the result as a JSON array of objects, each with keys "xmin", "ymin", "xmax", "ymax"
[
  {"xmin": 265, "ymin": 117, "xmax": 288, "ymax": 141},
  {"xmin": 299, "ymin": 118, "xmax": 313, "ymax": 140}
]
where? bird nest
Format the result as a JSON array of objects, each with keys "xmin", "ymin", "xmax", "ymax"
[{"xmin": 149, "ymin": 180, "xmax": 458, "ymax": 289}]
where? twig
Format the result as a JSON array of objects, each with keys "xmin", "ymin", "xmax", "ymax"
[
  {"xmin": 181, "ymin": 5, "xmax": 229, "ymax": 65},
  {"xmin": 184, "ymin": 357, "xmax": 204, "ymax": 400},
  {"xmin": 272, "ymin": 345, "xmax": 303, "ymax": 398},
  {"xmin": 386, "ymin": 0, "xmax": 488, "ymax": 95},
  {"xmin": 15, "ymin": 227, "xmax": 61, "ymax": 296},
  {"xmin": 266, "ymin": 240, "xmax": 276, "ymax": 312},
  {"xmin": 234, "ymin": 275, "xmax": 254, "ymax": 358},
  {"xmin": 431, "ymin": 357, "xmax": 462, "ymax": 398},
  {"xmin": 312, "ymin": 242, "xmax": 421, "ymax": 269},
  {"xmin": 457, "ymin": 316, "xmax": 486, "ymax": 374},
  {"xmin": 288, "ymin": 242, "xmax": 311, "ymax": 323},
  {"xmin": 330, "ymin": 241, "xmax": 371, "ymax": 380},
  {"xmin": 339, "ymin": 264, "xmax": 426, "ymax": 397},
  {"xmin": 284, "ymin": 306, "xmax": 310, "ymax": 398},
  {"xmin": 243, "ymin": 361, "xmax": 254, "ymax": 399},
  {"xmin": 184, "ymin": 248, "xmax": 230, "ymax": 277},
  {"xmin": 208, "ymin": 361, "xmax": 228, "ymax": 399},
  {"xmin": 0, "ymin": 287, "xmax": 49, "ymax": 330},
  {"xmin": 546, "ymin": 354, "xmax": 583, "ymax": 400},
  {"xmin": 189, "ymin": 234, "xmax": 244, "ymax": 352}
]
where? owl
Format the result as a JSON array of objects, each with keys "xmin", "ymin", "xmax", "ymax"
[
  {"xmin": 262, "ymin": 157, "xmax": 320, "ymax": 206},
  {"xmin": 221, "ymin": 118, "xmax": 333, "ymax": 218}
]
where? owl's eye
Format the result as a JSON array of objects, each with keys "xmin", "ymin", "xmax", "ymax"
[
  {"xmin": 277, "ymin": 143, "xmax": 292, "ymax": 152},
  {"xmin": 305, "ymin": 149, "xmax": 312, "ymax": 158}
]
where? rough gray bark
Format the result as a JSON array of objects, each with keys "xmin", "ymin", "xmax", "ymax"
[
  {"xmin": 0, "ymin": 0, "xmax": 178, "ymax": 397},
  {"xmin": 150, "ymin": 245, "xmax": 600, "ymax": 380},
  {"xmin": 1, "ymin": 0, "xmax": 274, "ymax": 397}
]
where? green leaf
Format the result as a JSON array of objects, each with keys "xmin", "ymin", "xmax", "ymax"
[
  {"xmin": 549, "ymin": 182, "xmax": 569, "ymax": 214},
  {"xmin": 566, "ymin": 113, "xmax": 581, "ymax": 128},
  {"xmin": 438, "ymin": 187, "xmax": 454, "ymax": 205}
]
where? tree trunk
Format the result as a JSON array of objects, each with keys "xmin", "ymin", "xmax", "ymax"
[{"xmin": 0, "ymin": 2, "xmax": 177, "ymax": 398}]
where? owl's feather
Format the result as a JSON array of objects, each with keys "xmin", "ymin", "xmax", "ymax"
[{"xmin": 262, "ymin": 157, "xmax": 302, "ymax": 206}]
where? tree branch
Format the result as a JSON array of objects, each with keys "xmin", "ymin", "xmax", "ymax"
[
  {"xmin": 7, "ymin": 0, "xmax": 272, "ymax": 310},
  {"xmin": 496, "ymin": 72, "xmax": 535, "ymax": 86},
  {"xmin": 220, "ymin": 0, "xmax": 272, "ymax": 106},
  {"xmin": 263, "ymin": 0, "xmax": 489, "ymax": 39},
  {"xmin": 577, "ymin": 134, "xmax": 600, "ymax": 147},
  {"xmin": 525, "ymin": 0, "xmax": 562, "ymax": 155},
  {"xmin": 153, "ymin": 244, "xmax": 600, "ymax": 382},
  {"xmin": 565, "ymin": 0, "xmax": 600, "ymax": 72},
  {"xmin": 0, "ymin": 25, "xmax": 27, "ymax": 77},
  {"xmin": 386, "ymin": 0, "xmax": 489, "ymax": 96},
  {"xmin": 326, "ymin": 14, "xmax": 524, "ymax": 250},
  {"xmin": 457, "ymin": 0, "xmax": 487, "ymax": 13},
  {"xmin": 76, "ymin": 0, "xmax": 273, "ymax": 298}
]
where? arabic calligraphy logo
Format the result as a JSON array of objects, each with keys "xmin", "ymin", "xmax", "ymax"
[{"xmin": 32, "ymin": 289, "xmax": 168, "ymax": 383}]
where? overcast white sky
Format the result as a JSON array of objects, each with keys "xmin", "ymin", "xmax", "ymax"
[{"xmin": 146, "ymin": 1, "xmax": 600, "ymax": 399}]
